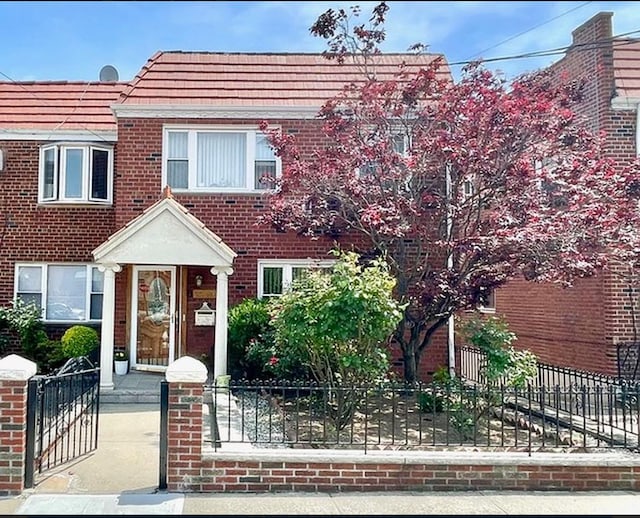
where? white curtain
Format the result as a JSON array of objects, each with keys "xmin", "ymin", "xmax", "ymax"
[{"xmin": 197, "ymin": 132, "xmax": 246, "ymax": 188}]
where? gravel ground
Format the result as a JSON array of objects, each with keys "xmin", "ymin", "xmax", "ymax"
[{"xmin": 232, "ymin": 390, "xmax": 290, "ymax": 448}]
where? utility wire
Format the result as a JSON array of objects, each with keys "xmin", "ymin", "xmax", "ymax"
[
  {"xmin": 466, "ymin": 1, "xmax": 594, "ymax": 60},
  {"xmin": 0, "ymin": 27, "xmax": 638, "ymax": 136},
  {"xmin": 0, "ymin": 69, "xmax": 114, "ymax": 143},
  {"xmin": 449, "ymin": 29, "xmax": 640, "ymax": 67}
]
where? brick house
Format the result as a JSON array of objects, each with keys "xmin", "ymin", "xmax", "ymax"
[
  {"xmin": 0, "ymin": 51, "xmax": 452, "ymax": 391},
  {"xmin": 491, "ymin": 12, "xmax": 640, "ymax": 378}
]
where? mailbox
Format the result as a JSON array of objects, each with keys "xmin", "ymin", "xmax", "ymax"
[{"xmin": 194, "ymin": 301, "xmax": 215, "ymax": 326}]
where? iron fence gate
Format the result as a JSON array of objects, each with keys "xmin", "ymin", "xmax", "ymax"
[
  {"xmin": 617, "ymin": 342, "xmax": 640, "ymax": 382},
  {"xmin": 25, "ymin": 366, "xmax": 100, "ymax": 488}
]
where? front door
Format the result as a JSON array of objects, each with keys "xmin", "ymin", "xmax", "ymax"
[{"xmin": 131, "ymin": 266, "xmax": 176, "ymax": 370}]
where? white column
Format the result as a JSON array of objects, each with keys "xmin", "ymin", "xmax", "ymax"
[
  {"xmin": 98, "ymin": 263, "xmax": 122, "ymax": 391},
  {"xmin": 211, "ymin": 266, "xmax": 233, "ymax": 379}
]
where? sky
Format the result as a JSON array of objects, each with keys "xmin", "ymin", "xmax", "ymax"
[{"xmin": 0, "ymin": 1, "xmax": 639, "ymax": 83}]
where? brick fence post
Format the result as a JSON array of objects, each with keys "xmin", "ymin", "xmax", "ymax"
[
  {"xmin": 165, "ymin": 356, "xmax": 208, "ymax": 492},
  {"xmin": 0, "ymin": 354, "xmax": 37, "ymax": 495}
]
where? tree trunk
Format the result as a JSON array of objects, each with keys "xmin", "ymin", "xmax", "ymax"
[{"xmin": 402, "ymin": 345, "xmax": 421, "ymax": 384}]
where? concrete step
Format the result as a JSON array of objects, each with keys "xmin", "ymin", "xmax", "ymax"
[{"xmin": 100, "ymin": 390, "xmax": 160, "ymax": 404}]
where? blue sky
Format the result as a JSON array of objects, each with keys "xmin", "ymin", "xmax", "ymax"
[{"xmin": 1, "ymin": 1, "xmax": 638, "ymax": 83}]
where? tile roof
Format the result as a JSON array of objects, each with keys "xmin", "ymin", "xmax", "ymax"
[
  {"xmin": 0, "ymin": 82, "xmax": 125, "ymax": 132},
  {"xmin": 613, "ymin": 38, "xmax": 640, "ymax": 99},
  {"xmin": 118, "ymin": 51, "xmax": 452, "ymax": 106}
]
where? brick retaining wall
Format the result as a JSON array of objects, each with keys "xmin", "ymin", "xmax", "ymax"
[{"xmin": 164, "ymin": 376, "xmax": 640, "ymax": 493}]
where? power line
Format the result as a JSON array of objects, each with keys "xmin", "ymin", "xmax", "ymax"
[
  {"xmin": 448, "ymin": 29, "xmax": 640, "ymax": 68},
  {"xmin": 466, "ymin": 1, "xmax": 594, "ymax": 60},
  {"xmin": 0, "ymin": 70, "xmax": 113, "ymax": 143}
]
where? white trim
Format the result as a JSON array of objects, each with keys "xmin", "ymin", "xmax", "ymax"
[
  {"xmin": 0, "ymin": 129, "xmax": 117, "ymax": 142},
  {"xmin": 92, "ymin": 196, "xmax": 237, "ymax": 266},
  {"xmin": 112, "ymin": 104, "xmax": 320, "ymax": 120},
  {"xmin": 257, "ymin": 259, "xmax": 336, "ymax": 298},
  {"xmin": 611, "ymin": 96, "xmax": 640, "ymax": 111},
  {"xmin": 14, "ymin": 263, "xmax": 104, "ymax": 323},
  {"xmin": 130, "ymin": 266, "xmax": 177, "ymax": 371},
  {"xmin": 38, "ymin": 142, "xmax": 114, "ymax": 204},
  {"xmin": 162, "ymin": 125, "xmax": 281, "ymax": 192}
]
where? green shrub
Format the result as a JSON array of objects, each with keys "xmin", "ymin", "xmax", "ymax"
[
  {"xmin": 228, "ymin": 298, "xmax": 275, "ymax": 379},
  {"xmin": 462, "ymin": 316, "xmax": 537, "ymax": 387},
  {"xmin": 61, "ymin": 325, "xmax": 99, "ymax": 358},
  {"xmin": 418, "ymin": 389, "xmax": 445, "ymax": 413},
  {"xmin": 35, "ymin": 339, "xmax": 67, "ymax": 374},
  {"xmin": 0, "ymin": 299, "xmax": 47, "ymax": 359}
]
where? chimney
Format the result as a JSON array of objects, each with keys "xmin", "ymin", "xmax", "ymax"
[{"xmin": 571, "ymin": 11, "xmax": 613, "ymax": 47}]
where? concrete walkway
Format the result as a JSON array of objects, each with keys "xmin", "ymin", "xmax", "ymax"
[{"xmin": 1, "ymin": 399, "xmax": 639, "ymax": 515}]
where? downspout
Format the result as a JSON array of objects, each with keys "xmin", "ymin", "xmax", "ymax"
[
  {"xmin": 446, "ymin": 163, "xmax": 456, "ymax": 378},
  {"xmin": 636, "ymin": 105, "xmax": 639, "ymax": 157}
]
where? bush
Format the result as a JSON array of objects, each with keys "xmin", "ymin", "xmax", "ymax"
[
  {"xmin": 61, "ymin": 325, "xmax": 99, "ymax": 358},
  {"xmin": 35, "ymin": 339, "xmax": 67, "ymax": 374},
  {"xmin": 228, "ymin": 298, "xmax": 275, "ymax": 379},
  {"xmin": 462, "ymin": 316, "xmax": 537, "ymax": 387}
]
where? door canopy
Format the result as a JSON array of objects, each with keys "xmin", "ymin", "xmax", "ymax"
[{"xmin": 92, "ymin": 195, "xmax": 236, "ymax": 267}]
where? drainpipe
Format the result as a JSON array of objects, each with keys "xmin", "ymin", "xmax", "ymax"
[{"xmin": 445, "ymin": 163, "xmax": 456, "ymax": 378}]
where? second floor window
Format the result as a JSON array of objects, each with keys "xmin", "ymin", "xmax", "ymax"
[
  {"xmin": 39, "ymin": 144, "xmax": 113, "ymax": 204},
  {"xmin": 164, "ymin": 127, "xmax": 280, "ymax": 192}
]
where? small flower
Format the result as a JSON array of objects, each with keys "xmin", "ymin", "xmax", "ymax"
[{"xmin": 268, "ymin": 356, "xmax": 279, "ymax": 366}]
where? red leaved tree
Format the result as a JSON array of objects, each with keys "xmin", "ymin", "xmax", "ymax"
[{"xmin": 259, "ymin": 3, "xmax": 640, "ymax": 383}]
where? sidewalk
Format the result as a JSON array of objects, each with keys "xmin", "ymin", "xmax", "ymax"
[
  {"xmin": 1, "ymin": 402, "xmax": 639, "ymax": 515},
  {"xmin": 5, "ymin": 488, "xmax": 640, "ymax": 515}
]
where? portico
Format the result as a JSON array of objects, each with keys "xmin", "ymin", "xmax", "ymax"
[{"xmin": 92, "ymin": 191, "xmax": 236, "ymax": 391}]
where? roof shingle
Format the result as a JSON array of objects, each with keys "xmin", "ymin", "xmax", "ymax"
[
  {"xmin": 118, "ymin": 51, "xmax": 452, "ymax": 106},
  {"xmin": 0, "ymin": 82, "xmax": 125, "ymax": 131},
  {"xmin": 613, "ymin": 39, "xmax": 640, "ymax": 99}
]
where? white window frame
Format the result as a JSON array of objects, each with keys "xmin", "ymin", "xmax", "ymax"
[
  {"xmin": 478, "ymin": 287, "xmax": 496, "ymax": 314},
  {"xmin": 162, "ymin": 125, "xmax": 282, "ymax": 193},
  {"xmin": 357, "ymin": 132, "xmax": 410, "ymax": 178},
  {"xmin": 38, "ymin": 143, "xmax": 114, "ymax": 204},
  {"xmin": 257, "ymin": 259, "xmax": 336, "ymax": 298},
  {"xmin": 14, "ymin": 263, "xmax": 104, "ymax": 323}
]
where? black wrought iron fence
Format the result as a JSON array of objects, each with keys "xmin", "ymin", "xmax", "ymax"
[
  {"xmin": 460, "ymin": 345, "xmax": 640, "ymax": 437},
  {"xmin": 617, "ymin": 342, "xmax": 640, "ymax": 382},
  {"xmin": 460, "ymin": 345, "xmax": 623, "ymax": 388},
  {"xmin": 25, "ymin": 365, "xmax": 100, "ymax": 487},
  {"xmin": 206, "ymin": 379, "xmax": 639, "ymax": 454}
]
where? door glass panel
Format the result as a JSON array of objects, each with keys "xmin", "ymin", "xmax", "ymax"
[{"xmin": 136, "ymin": 269, "xmax": 173, "ymax": 367}]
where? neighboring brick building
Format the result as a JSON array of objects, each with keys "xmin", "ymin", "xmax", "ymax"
[
  {"xmin": 0, "ymin": 52, "xmax": 452, "ymax": 390},
  {"xmin": 492, "ymin": 12, "xmax": 640, "ymax": 378}
]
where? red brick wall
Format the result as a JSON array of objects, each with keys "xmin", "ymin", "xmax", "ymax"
[
  {"xmin": 494, "ymin": 274, "xmax": 613, "ymax": 374},
  {"xmin": 0, "ymin": 140, "xmax": 115, "ymax": 308},
  {"xmin": 166, "ymin": 382, "xmax": 203, "ymax": 491},
  {"xmin": 113, "ymin": 117, "xmax": 447, "ymax": 377},
  {"xmin": 0, "ymin": 379, "xmax": 29, "ymax": 495},
  {"xmin": 195, "ymin": 459, "xmax": 639, "ymax": 492},
  {"xmin": 494, "ymin": 12, "xmax": 638, "ymax": 376},
  {"xmin": 163, "ymin": 378, "xmax": 640, "ymax": 493}
]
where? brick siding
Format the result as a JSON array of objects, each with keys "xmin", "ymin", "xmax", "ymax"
[
  {"xmin": 0, "ymin": 379, "xmax": 28, "ymax": 495},
  {"xmin": 493, "ymin": 13, "xmax": 639, "ymax": 376}
]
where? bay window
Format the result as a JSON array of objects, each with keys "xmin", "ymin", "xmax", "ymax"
[{"xmin": 39, "ymin": 144, "xmax": 113, "ymax": 203}]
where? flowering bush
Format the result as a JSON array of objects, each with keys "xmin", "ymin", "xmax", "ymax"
[{"xmin": 114, "ymin": 349, "xmax": 128, "ymax": 361}]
